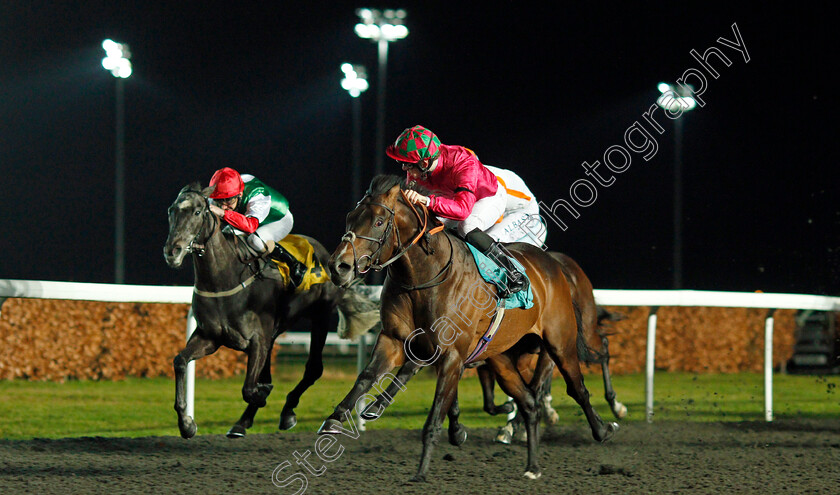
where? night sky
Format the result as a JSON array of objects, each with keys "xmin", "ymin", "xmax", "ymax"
[{"xmin": 1, "ymin": 2, "xmax": 835, "ymax": 295}]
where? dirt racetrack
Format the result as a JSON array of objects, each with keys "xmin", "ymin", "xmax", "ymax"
[{"xmin": 1, "ymin": 419, "xmax": 838, "ymax": 494}]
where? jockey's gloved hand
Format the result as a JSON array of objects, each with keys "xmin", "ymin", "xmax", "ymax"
[{"xmin": 210, "ymin": 205, "xmax": 226, "ymax": 217}]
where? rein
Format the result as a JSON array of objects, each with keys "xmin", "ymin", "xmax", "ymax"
[{"xmin": 341, "ymin": 189, "xmax": 450, "ymax": 291}]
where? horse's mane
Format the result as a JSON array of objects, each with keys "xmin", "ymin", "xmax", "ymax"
[{"xmin": 366, "ymin": 174, "xmax": 433, "ymax": 197}]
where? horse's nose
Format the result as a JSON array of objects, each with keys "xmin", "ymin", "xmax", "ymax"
[
  {"xmin": 335, "ymin": 261, "xmax": 353, "ymax": 276},
  {"xmin": 330, "ymin": 258, "xmax": 354, "ymax": 286},
  {"xmin": 165, "ymin": 245, "xmax": 182, "ymax": 259}
]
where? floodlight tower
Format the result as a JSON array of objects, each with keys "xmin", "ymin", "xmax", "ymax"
[
  {"xmin": 341, "ymin": 64, "xmax": 370, "ymax": 203},
  {"xmin": 101, "ymin": 39, "xmax": 132, "ymax": 284},
  {"xmin": 657, "ymin": 82, "xmax": 697, "ymax": 290},
  {"xmin": 354, "ymin": 8, "xmax": 408, "ymax": 178}
]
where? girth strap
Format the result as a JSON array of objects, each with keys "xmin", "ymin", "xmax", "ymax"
[
  {"xmin": 193, "ymin": 272, "xmax": 260, "ymax": 298},
  {"xmin": 464, "ymin": 301, "xmax": 506, "ymax": 364}
]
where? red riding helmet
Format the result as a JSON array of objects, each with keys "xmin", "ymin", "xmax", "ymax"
[
  {"xmin": 209, "ymin": 167, "xmax": 244, "ymax": 199},
  {"xmin": 386, "ymin": 125, "xmax": 442, "ymax": 164}
]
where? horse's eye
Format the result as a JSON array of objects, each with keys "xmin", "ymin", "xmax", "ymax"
[
  {"xmin": 375, "ymin": 220, "xmax": 384, "ymax": 227},
  {"xmin": 194, "ymin": 209, "xmax": 202, "ymax": 216}
]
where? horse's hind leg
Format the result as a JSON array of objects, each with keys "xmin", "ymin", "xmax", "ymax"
[
  {"xmin": 477, "ymin": 364, "xmax": 515, "ymax": 416},
  {"xmin": 544, "ymin": 330, "xmax": 618, "ymax": 443},
  {"xmin": 227, "ymin": 353, "xmax": 274, "ymax": 438},
  {"xmin": 280, "ymin": 312, "xmax": 329, "ymax": 430},
  {"xmin": 500, "ymin": 350, "xmax": 556, "ymax": 444},
  {"xmin": 487, "ymin": 354, "xmax": 542, "ymax": 479},
  {"xmin": 173, "ymin": 332, "xmax": 220, "ymax": 439},
  {"xmin": 600, "ymin": 336, "xmax": 628, "ymax": 419}
]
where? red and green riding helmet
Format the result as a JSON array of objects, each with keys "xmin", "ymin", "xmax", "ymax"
[{"xmin": 385, "ymin": 125, "xmax": 442, "ymax": 164}]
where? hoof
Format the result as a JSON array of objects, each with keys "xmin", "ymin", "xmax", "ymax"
[
  {"xmin": 448, "ymin": 425, "xmax": 467, "ymax": 446},
  {"xmin": 178, "ymin": 417, "xmax": 197, "ymax": 439},
  {"xmin": 317, "ymin": 418, "xmax": 342, "ymax": 435},
  {"xmin": 612, "ymin": 402, "xmax": 628, "ymax": 420},
  {"xmin": 541, "ymin": 396, "xmax": 559, "ymax": 426},
  {"xmin": 226, "ymin": 425, "xmax": 247, "ymax": 438},
  {"xmin": 596, "ymin": 422, "xmax": 620, "ymax": 443},
  {"xmin": 408, "ymin": 474, "xmax": 426, "ymax": 483},
  {"xmin": 497, "ymin": 400, "xmax": 515, "ymax": 415},
  {"xmin": 494, "ymin": 427, "xmax": 512, "ymax": 445},
  {"xmin": 360, "ymin": 402, "xmax": 383, "ymax": 421},
  {"xmin": 542, "ymin": 407, "xmax": 560, "ymax": 426},
  {"xmin": 279, "ymin": 414, "xmax": 297, "ymax": 431},
  {"xmin": 523, "ymin": 470, "xmax": 542, "ymax": 480}
]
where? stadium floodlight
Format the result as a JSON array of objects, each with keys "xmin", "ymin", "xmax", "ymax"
[
  {"xmin": 341, "ymin": 63, "xmax": 370, "ymax": 98},
  {"xmin": 354, "ymin": 8, "xmax": 408, "ymax": 42},
  {"xmin": 341, "ymin": 63, "xmax": 369, "ymax": 229},
  {"xmin": 101, "ymin": 39, "xmax": 132, "ymax": 79},
  {"xmin": 656, "ymin": 82, "xmax": 697, "ymax": 291},
  {"xmin": 102, "ymin": 39, "xmax": 132, "ymax": 283},
  {"xmin": 657, "ymin": 82, "xmax": 696, "ymax": 112},
  {"xmin": 354, "ymin": 8, "xmax": 408, "ymax": 179}
]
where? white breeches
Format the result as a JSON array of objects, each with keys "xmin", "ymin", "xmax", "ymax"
[
  {"xmin": 248, "ymin": 212, "xmax": 294, "ymax": 252},
  {"xmin": 441, "ymin": 167, "xmax": 547, "ymax": 247}
]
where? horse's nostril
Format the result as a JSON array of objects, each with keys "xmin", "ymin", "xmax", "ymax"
[{"xmin": 338, "ymin": 262, "xmax": 352, "ymax": 274}]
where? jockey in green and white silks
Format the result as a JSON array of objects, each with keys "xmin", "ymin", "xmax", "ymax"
[{"xmin": 208, "ymin": 167, "xmax": 306, "ymax": 285}]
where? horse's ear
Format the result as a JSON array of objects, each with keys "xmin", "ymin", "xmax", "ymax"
[
  {"xmin": 202, "ymin": 185, "xmax": 215, "ymax": 198},
  {"xmin": 387, "ymin": 183, "xmax": 402, "ymax": 199}
]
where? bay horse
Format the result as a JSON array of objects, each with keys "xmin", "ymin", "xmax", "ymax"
[
  {"xmin": 318, "ymin": 176, "xmax": 618, "ymax": 481},
  {"xmin": 164, "ymin": 183, "xmax": 379, "ymax": 439},
  {"xmin": 480, "ymin": 252, "xmax": 628, "ymax": 444}
]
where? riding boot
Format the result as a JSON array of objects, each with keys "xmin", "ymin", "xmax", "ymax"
[
  {"xmin": 271, "ymin": 244, "xmax": 308, "ymax": 288},
  {"xmin": 464, "ymin": 228, "xmax": 529, "ymax": 298}
]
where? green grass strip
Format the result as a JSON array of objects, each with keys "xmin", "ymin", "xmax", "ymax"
[{"xmin": 1, "ymin": 359, "xmax": 838, "ymax": 440}]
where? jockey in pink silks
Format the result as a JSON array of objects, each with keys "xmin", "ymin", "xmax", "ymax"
[{"xmin": 386, "ymin": 125, "xmax": 547, "ymax": 298}]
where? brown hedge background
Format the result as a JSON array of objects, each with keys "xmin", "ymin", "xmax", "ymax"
[{"xmin": 0, "ymin": 298, "xmax": 796, "ymax": 381}]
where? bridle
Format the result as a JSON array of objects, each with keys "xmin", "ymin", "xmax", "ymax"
[
  {"xmin": 176, "ymin": 190, "xmax": 217, "ymax": 258},
  {"xmin": 340, "ymin": 189, "xmax": 450, "ymax": 290},
  {"xmin": 172, "ymin": 189, "xmax": 273, "ymax": 297}
]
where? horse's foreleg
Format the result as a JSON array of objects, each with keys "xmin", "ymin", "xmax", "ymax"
[
  {"xmin": 488, "ymin": 354, "xmax": 541, "ymax": 479},
  {"xmin": 446, "ymin": 392, "xmax": 468, "ymax": 446},
  {"xmin": 281, "ymin": 314, "xmax": 330, "ymax": 430},
  {"xmin": 174, "ymin": 332, "xmax": 220, "ymax": 439},
  {"xmin": 318, "ymin": 334, "xmax": 403, "ymax": 435},
  {"xmin": 410, "ymin": 354, "xmax": 462, "ymax": 483},
  {"xmin": 600, "ymin": 336, "xmax": 627, "ymax": 419},
  {"xmin": 241, "ymin": 337, "xmax": 272, "ymax": 409},
  {"xmin": 227, "ymin": 351, "xmax": 274, "ymax": 438},
  {"xmin": 360, "ymin": 359, "xmax": 420, "ymax": 421}
]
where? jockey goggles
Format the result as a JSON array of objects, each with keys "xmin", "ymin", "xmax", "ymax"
[
  {"xmin": 215, "ymin": 195, "xmax": 239, "ymax": 206},
  {"xmin": 399, "ymin": 159, "xmax": 431, "ymax": 173}
]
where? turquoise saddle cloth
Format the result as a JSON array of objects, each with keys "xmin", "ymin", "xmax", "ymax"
[{"xmin": 465, "ymin": 244, "xmax": 534, "ymax": 310}]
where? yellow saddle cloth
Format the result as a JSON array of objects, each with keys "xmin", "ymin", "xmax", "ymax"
[{"xmin": 271, "ymin": 235, "xmax": 331, "ymax": 292}]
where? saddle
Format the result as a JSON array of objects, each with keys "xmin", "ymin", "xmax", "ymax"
[
  {"xmin": 233, "ymin": 234, "xmax": 330, "ymax": 292},
  {"xmin": 269, "ymin": 235, "xmax": 330, "ymax": 292}
]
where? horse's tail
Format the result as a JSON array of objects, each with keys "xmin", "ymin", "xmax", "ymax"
[
  {"xmin": 596, "ymin": 305, "xmax": 626, "ymax": 325},
  {"xmin": 336, "ymin": 286, "xmax": 381, "ymax": 341},
  {"xmin": 574, "ymin": 299, "xmax": 607, "ymax": 364}
]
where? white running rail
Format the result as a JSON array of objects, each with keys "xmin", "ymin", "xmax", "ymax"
[{"xmin": 3, "ymin": 279, "xmax": 839, "ymax": 423}]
